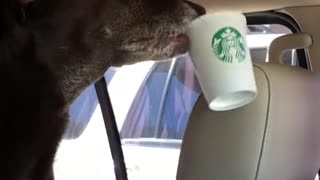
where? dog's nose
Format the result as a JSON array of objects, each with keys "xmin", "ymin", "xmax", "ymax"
[{"xmin": 185, "ymin": 1, "xmax": 206, "ymax": 16}]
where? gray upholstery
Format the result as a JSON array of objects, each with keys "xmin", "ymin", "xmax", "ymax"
[{"xmin": 177, "ymin": 63, "xmax": 320, "ymax": 180}]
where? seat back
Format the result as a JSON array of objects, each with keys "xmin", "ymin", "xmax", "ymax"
[{"xmin": 177, "ymin": 63, "xmax": 320, "ymax": 180}]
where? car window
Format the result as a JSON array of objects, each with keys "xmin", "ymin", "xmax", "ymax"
[
  {"xmin": 54, "ymin": 23, "xmax": 301, "ymax": 180},
  {"xmin": 247, "ymin": 24, "xmax": 298, "ymax": 65},
  {"xmin": 120, "ymin": 57, "xmax": 201, "ymax": 141},
  {"xmin": 64, "ymin": 67, "xmax": 117, "ymax": 139}
]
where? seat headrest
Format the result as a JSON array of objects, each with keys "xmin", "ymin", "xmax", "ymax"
[
  {"xmin": 177, "ymin": 63, "xmax": 320, "ymax": 180},
  {"xmin": 268, "ymin": 32, "xmax": 312, "ymax": 64}
]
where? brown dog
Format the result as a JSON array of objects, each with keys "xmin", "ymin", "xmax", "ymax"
[{"xmin": 0, "ymin": 0, "xmax": 204, "ymax": 179}]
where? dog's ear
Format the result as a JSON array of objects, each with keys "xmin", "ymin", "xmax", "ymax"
[
  {"xmin": 184, "ymin": 1, "xmax": 206, "ymax": 15},
  {"xmin": 118, "ymin": 0, "xmax": 130, "ymax": 4},
  {"xmin": 0, "ymin": 0, "xmax": 22, "ymax": 31},
  {"xmin": 143, "ymin": 0, "xmax": 179, "ymax": 15},
  {"xmin": 19, "ymin": 0, "xmax": 33, "ymax": 5},
  {"xmin": 26, "ymin": 0, "xmax": 60, "ymax": 20}
]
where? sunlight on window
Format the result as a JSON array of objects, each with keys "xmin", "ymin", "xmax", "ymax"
[{"xmin": 54, "ymin": 106, "xmax": 115, "ymax": 180}]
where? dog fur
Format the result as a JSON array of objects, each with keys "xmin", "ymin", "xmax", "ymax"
[
  {"xmin": 0, "ymin": 1, "xmax": 67, "ymax": 180},
  {"xmin": 0, "ymin": 0, "xmax": 204, "ymax": 179}
]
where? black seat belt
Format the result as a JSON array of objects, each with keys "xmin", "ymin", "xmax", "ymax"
[{"xmin": 95, "ymin": 77, "xmax": 128, "ymax": 180}]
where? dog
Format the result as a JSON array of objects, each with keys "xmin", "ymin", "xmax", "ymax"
[{"xmin": 0, "ymin": 0, "xmax": 205, "ymax": 179}]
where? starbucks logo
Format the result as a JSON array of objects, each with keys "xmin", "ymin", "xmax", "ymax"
[{"xmin": 212, "ymin": 27, "xmax": 246, "ymax": 63}]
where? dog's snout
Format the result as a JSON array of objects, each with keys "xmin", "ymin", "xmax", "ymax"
[{"xmin": 185, "ymin": 1, "xmax": 206, "ymax": 16}]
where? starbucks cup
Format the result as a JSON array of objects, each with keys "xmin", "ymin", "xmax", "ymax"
[{"xmin": 186, "ymin": 12, "xmax": 257, "ymax": 111}]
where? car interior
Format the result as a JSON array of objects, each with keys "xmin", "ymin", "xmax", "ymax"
[
  {"xmin": 54, "ymin": 0, "xmax": 320, "ymax": 180},
  {"xmin": 177, "ymin": 0, "xmax": 320, "ymax": 180}
]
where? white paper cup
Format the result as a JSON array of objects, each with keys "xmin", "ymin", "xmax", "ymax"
[{"xmin": 186, "ymin": 12, "xmax": 257, "ymax": 111}]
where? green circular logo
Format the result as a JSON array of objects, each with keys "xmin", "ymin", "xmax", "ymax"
[{"xmin": 212, "ymin": 27, "xmax": 246, "ymax": 63}]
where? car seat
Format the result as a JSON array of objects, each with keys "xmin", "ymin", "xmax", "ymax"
[{"xmin": 177, "ymin": 33, "xmax": 320, "ymax": 180}]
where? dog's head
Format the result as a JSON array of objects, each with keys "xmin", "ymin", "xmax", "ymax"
[
  {"xmin": 22, "ymin": 0, "xmax": 205, "ymax": 103},
  {"xmin": 27, "ymin": 0, "xmax": 205, "ymax": 66},
  {"xmin": 105, "ymin": 0, "xmax": 206, "ymax": 65}
]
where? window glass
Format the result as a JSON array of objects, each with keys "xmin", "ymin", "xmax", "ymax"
[
  {"xmin": 120, "ymin": 58, "xmax": 201, "ymax": 140},
  {"xmin": 54, "ymin": 23, "xmax": 298, "ymax": 180},
  {"xmin": 53, "ymin": 68, "xmax": 117, "ymax": 180},
  {"xmin": 54, "ymin": 106, "xmax": 116, "ymax": 180},
  {"xmin": 247, "ymin": 24, "xmax": 298, "ymax": 65}
]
